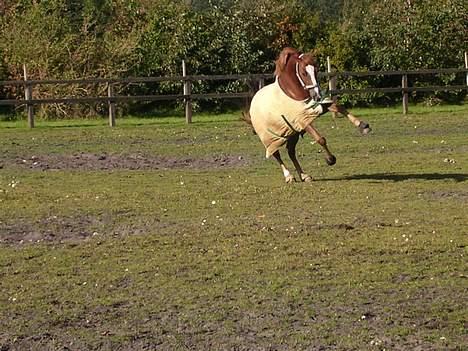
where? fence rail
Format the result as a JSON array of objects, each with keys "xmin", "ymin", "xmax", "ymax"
[
  {"xmin": 1, "ymin": 59, "xmax": 467, "ymax": 128},
  {"xmin": 0, "ymin": 68, "xmax": 464, "ymax": 86}
]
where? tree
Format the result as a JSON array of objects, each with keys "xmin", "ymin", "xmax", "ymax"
[
  {"xmin": 0, "ymin": 0, "xmax": 465, "ymax": 116},
  {"xmin": 361, "ymin": 0, "xmax": 467, "ymax": 70},
  {"xmin": 0, "ymin": 0, "xmax": 147, "ymax": 117},
  {"xmin": 317, "ymin": 0, "xmax": 467, "ymax": 105}
]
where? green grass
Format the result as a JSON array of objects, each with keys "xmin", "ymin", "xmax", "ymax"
[{"xmin": 0, "ymin": 105, "xmax": 467, "ymax": 350}]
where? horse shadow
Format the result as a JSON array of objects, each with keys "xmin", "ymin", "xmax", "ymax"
[{"xmin": 321, "ymin": 173, "xmax": 468, "ymax": 183}]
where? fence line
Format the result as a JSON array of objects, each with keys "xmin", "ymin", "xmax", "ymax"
[
  {"xmin": 1, "ymin": 63, "xmax": 467, "ymax": 127},
  {"xmin": 0, "ymin": 73, "xmax": 274, "ymax": 86},
  {"xmin": 0, "ymin": 68, "xmax": 465, "ymax": 86}
]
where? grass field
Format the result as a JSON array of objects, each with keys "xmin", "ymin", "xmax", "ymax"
[{"xmin": 0, "ymin": 105, "xmax": 467, "ymax": 350}]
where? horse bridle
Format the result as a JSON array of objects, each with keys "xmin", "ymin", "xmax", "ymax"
[{"xmin": 295, "ymin": 54, "xmax": 321, "ymax": 97}]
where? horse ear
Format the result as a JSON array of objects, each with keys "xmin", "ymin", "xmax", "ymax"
[
  {"xmin": 275, "ymin": 47, "xmax": 298, "ymax": 76},
  {"xmin": 301, "ymin": 52, "xmax": 318, "ymax": 66}
]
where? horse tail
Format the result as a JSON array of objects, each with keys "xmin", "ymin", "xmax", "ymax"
[{"xmin": 242, "ymin": 110, "xmax": 257, "ymax": 135}]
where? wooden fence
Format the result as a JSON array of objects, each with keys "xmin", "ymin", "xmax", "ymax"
[{"xmin": 1, "ymin": 54, "xmax": 467, "ymax": 128}]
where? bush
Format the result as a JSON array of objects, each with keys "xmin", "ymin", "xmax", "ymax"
[{"xmin": 0, "ymin": 0, "xmax": 465, "ymax": 117}]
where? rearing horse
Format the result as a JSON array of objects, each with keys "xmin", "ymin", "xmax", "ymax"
[{"xmin": 246, "ymin": 47, "xmax": 371, "ymax": 183}]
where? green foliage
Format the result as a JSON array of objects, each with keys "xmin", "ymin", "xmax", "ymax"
[
  {"xmin": 0, "ymin": 0, "xmax": 147, "ymax": 117},
  {"xmin": 363, "ymin": 0, "xmax": 467, "ymax": 70},
  {"xmin": 0, "ymin": 0, "xmax": 466, "ymax": 116},
  {"xmin": 319, "ymin": 0, "xmax": 467, "ymax": 105}
]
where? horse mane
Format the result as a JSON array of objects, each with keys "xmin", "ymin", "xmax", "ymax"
[{"xmin": 274, "ymin": 47, "xmax": 299, "ymax": 77}]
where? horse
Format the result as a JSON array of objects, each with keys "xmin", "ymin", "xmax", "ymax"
[{"xmin": 245, "ymin": 47, "xmax": 371, "ymax": 183}]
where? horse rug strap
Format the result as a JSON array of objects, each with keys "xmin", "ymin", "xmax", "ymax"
[{"xmin": 281, "ymin": 114, "xmax": 300, "ymax": 134}]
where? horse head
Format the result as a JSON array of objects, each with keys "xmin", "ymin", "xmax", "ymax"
[{"xmin": 275, "ymin": 47, "xmax": 321, "ymax": 102}]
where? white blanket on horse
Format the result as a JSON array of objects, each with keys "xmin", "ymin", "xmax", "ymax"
[{"xmin": 250, "ymin": 79, "xmax": 324, "ymax": 158}]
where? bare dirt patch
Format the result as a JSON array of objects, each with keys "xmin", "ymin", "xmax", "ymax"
[
  {"xmin": 426, "ymin": 190, "xmax": 468, "ymax": 202},
  {"xmin": 0, "ymin": 214, "xmax": 180, "ymax": 245},
  {"xmin": 7, "ymin": 153, "xmax": 248, "ymax": 171},
  {"xmin": 0, "ymin": 215, "xmax": 106, "ymax": 245}
]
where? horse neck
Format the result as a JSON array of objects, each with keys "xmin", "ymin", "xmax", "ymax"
[{"xmin": 277, "ymin": 63, "xmax": 309, "ymax": 101}]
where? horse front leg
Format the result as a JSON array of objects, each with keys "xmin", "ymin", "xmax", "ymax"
[
  {"xmin": 303, "ymin": 124, "xmax": 336, "ymax": 166},
  {"xmin": 272, "ymin": 151, "xmax": 296, "ymax": 183},
  {"xmin": 286, "ymin": 134, "xmax": 312, "ymax": 182},
  {"xmin": 327, "ymin": 104, "xmax": 372, "ymax": 135}
]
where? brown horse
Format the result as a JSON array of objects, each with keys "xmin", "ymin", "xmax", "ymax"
[{"xmin": 246, "ymin": 47, "xmax": 371, "ymax": 183}]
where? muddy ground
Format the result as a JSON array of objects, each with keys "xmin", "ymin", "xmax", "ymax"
[{"xmin": 1, "ymin": 152, "xmax": 248, "ymax": 171}]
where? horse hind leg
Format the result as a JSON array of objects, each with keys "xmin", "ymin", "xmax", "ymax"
[
  {"xmin": 327, "ymin": 104, "xmax": 372, "ymax": 135},
  {"xmin": 286, "ymin": 134, "xmax": 312, "ymax": 182},
  {"xmin": 272, "ymin": 151, "xmax": 296, "ymax": 183}
]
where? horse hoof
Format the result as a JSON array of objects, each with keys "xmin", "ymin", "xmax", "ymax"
[
  {"xmin": 285, "ymin": 175, "xmax": 296, "ymax": 183},
  {"xmin": 361, "ymin": 126, "xmax": 372, "ymax": 135},
  {"xmin": 301, "ymin": 174, "xmax": 313, "ymax": 182},
  {"xmin": 326, "ymin": 155, "xmax": 336, "ymax": 166},
  {"xmin": 359, "ymin": 121, "xmax": 372, "ymax": 135}
]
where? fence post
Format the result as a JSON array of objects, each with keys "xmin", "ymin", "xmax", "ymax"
[
  {"xmin": 182, "ymin": 60, "xmax": 192, "ymax": 124},
  {"xmin": 23, "ymin": 64, "xmax": 34, "ymax": 128},
  {"xmin": 327, "ymin": 57, "xmax": 337, "ymax": 119},
  {"xmin": 402, "ymin": 74, "xmax": 408, "ymax": 114},
  {"xmin": 258, "ymin": 77, "xmax": 265, "ymax": 90},
  {"xmin": 108, "ymin": 82, "xmax": 116, "ymax": 127},
  {"xmin": 465, "ymin": 52, "xmax": 468, "ymax": 87}
]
